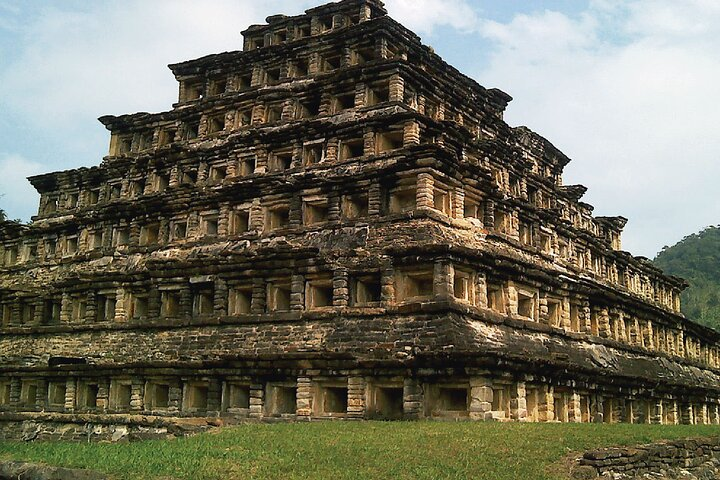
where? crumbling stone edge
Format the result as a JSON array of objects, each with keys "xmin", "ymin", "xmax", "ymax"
[
  {"xmin": 569, "ymin": 436, "xmax": 720, "ymax": 479},
  {"xmin": 0, "ymin": 461, "xmax": 108, "ymax": 480},
  {"xmin": 0, "ymin": 413, "xmax": 226, "ymax": 442}
]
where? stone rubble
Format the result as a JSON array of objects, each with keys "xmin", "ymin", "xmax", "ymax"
[{"xmin": 573, "ymin": 438, "xmax": 720, "ymax": 479}]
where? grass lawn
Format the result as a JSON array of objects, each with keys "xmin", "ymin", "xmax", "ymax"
[{"xmin": 1, "ymin": 422, "xmax": 719, "ymax": 479}]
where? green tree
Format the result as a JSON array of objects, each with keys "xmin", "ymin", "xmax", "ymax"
[{"xmin": 654, "ymin": 226, "xmax": 720, "ymax": 331}]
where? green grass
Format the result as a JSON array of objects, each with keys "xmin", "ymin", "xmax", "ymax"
[{"xmin": 1, "ymin": 422, "xmax": 719, "ymax": 479}]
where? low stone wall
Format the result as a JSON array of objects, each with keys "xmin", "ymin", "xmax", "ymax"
[
  {"xmin": 0, "ymin": 412, "xmax": 223, "ymax": 442},
  {"xmin": 572, "ymin": 437, "xmax": 720, "ymax": 479}
]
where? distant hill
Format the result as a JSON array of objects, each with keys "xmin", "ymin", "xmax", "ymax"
[{"xmin": 653, "ymin": 226, "xmax": 720, "ymax": 330}]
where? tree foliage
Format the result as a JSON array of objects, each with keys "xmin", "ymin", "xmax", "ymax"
[
  {"xmin": 653, "ymin": 225, "xmax": 720, "ymax": 330},
  {"xmin": 0, "ymin": 207, "xmax": 23, "ymax": 225}
]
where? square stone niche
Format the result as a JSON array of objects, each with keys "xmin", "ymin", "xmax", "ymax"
[
  {"xmin": 144, "ymin": 381, "xmax": 171, "ymax": 411},
  {"xmin": 314, "ymin": 382, "xmax": 348, "ymax": 417},
  {"xmin": 427, "ymin": 384, "xmax": 469, "ymax": 418},
  {"xmin": 109, "ymin": 380, "xmax": 133, "ymax": 411},
  {"xmin": 183, "ymin": 382, "xmax": 209, "ymax": 413},
  {"xmin": 223, "ymin": 383, "xmax": 250, "ymax": 414},
  {"xmin": 265, "ymin": 383, "xmax": 297, "ymax": 417},
  {"xmin": 367, "ymin": 383, "xmax": 404, "ymax": 419},
  {"xmin": 76, "ymin": 380, "xmax": 100, "ymax": 410},
  {"xmin": 46, "ymin": 381, "xmax": 67, "ymax": 410}
]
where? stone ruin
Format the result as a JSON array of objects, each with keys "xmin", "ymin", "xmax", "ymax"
[{"xmin": 0, "ymin": 0, "xmax": 718, "ymax": 435}]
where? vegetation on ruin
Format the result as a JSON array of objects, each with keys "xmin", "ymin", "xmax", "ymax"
[
  {"xmin": 0, "ymin": 205, "xmax": 21, "ymax": 224},
  {"xmin": 654, "ymin": 225, "xmax": 720, "ymax": 330},
  {"xmin": 0, "ymin": 206, "xmax": 12, "ymax": 222},
  {"xmin": 2, "ymin": 422, "xmax": 720, "ymax": 479}
]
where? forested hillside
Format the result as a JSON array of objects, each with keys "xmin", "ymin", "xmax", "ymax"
[{"xmin": 654, "ymin": 226, "xmax": 720, "ymax": 330}]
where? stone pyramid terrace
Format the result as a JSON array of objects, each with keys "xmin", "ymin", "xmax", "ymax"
[{"xmin": 0, "ymin": 0, "xmax": 718, "ymax": 439}]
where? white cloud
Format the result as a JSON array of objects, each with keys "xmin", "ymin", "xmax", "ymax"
[
  {"xmin": 384, "ymin": 0, "xmax": 479, "ymax": 34},
  {"xmin": 475, "ymin": 1, "xmax": 720, "ymax": 257},
  {"xmin": 0, "ymin": 154, "xmax": 43, "ymax": 221},
  {"xmin": 0, "ymin": 1, "xmax": 307, "ymax": 125},
  {"xmin": 481, "ymin": 11, "xmax": 598, "ymax": 56},
  {"xmin": 623, "ymin": 0, "xmax": 720, "ymax": 42}
]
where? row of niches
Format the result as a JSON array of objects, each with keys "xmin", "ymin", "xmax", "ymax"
[
  {"xmin": 178, "ymin": 35, "xmax": 494, "ymax": 150},
  {"xmin": 0, "ymin": 263, "xmax": 697, "ymax": 364},
  {"xmin": 66, "ymin": 122, "xmax": 416, "ymax": 218},
  {"xmin": 0, "ymin": 270, "xmax": 384, "ymax": 325},
  {"xmin": 116, "ymin": 78, "xmax": 402, "ymax": 156},
  {"xmin": 54, "ymin": 137, "xmax": 587, "ymax": 253},
  {"xmin": 23, "ymin": 172, "xmax": 678, "ymax": 312},
  {"xmin": 489, "ymin": 169, "xmax": 594, "ymax": 235},
  {"xmin": 113, "ymin": 75, "xmax": 442, "ymax": 158},
  {"xmin": 483, "ymin": 276, "xmax": 701, "ymax": 362},
  {"xmin": 242, "ymin": 2, "xmax": 379, "ymax": 52},
  {"xmin": 181, "ymin": 35, "xmax": 403, "ymax": 104},
  {"xmin": 119, "ymin": 72, "xmax": 494, "ymax": 168},
  {"xmin": 0, "ymin": 375, "xmax": 716, "ymax": 424},
  {"xmin": 54, "ymin": 128, "xmax": 555, "ymax": 231}
]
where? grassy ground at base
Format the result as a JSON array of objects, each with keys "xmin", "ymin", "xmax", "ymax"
[{"xmin": 1, "ymin": 422, "xmax": 719, "ymax": 480}]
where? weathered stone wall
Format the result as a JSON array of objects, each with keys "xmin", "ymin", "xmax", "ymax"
[
  {"xmin": 2, "ymin": 306, "xmax": 718, "ymax": 395},
  {"xmin": 0, "ymin": 311, "xmax": 448, "ymax": 368},
  {"xmin": 572, "ymin": 437, "xmax": 720, "ymax": 479}
]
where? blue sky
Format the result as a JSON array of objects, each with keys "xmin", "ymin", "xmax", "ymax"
[{"xmin": 1, "ymin": 0, "xmax": 719, "ymax": 259}]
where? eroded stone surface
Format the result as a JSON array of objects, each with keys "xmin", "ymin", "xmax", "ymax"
[{"xmin": 0, "ymin": 0, "xmax": 718, "ymax": 436}]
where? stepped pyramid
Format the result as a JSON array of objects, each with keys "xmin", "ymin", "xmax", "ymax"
[{"xmin": 0, "ymin": 0, "xmax": 718, "ymax": 438}]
